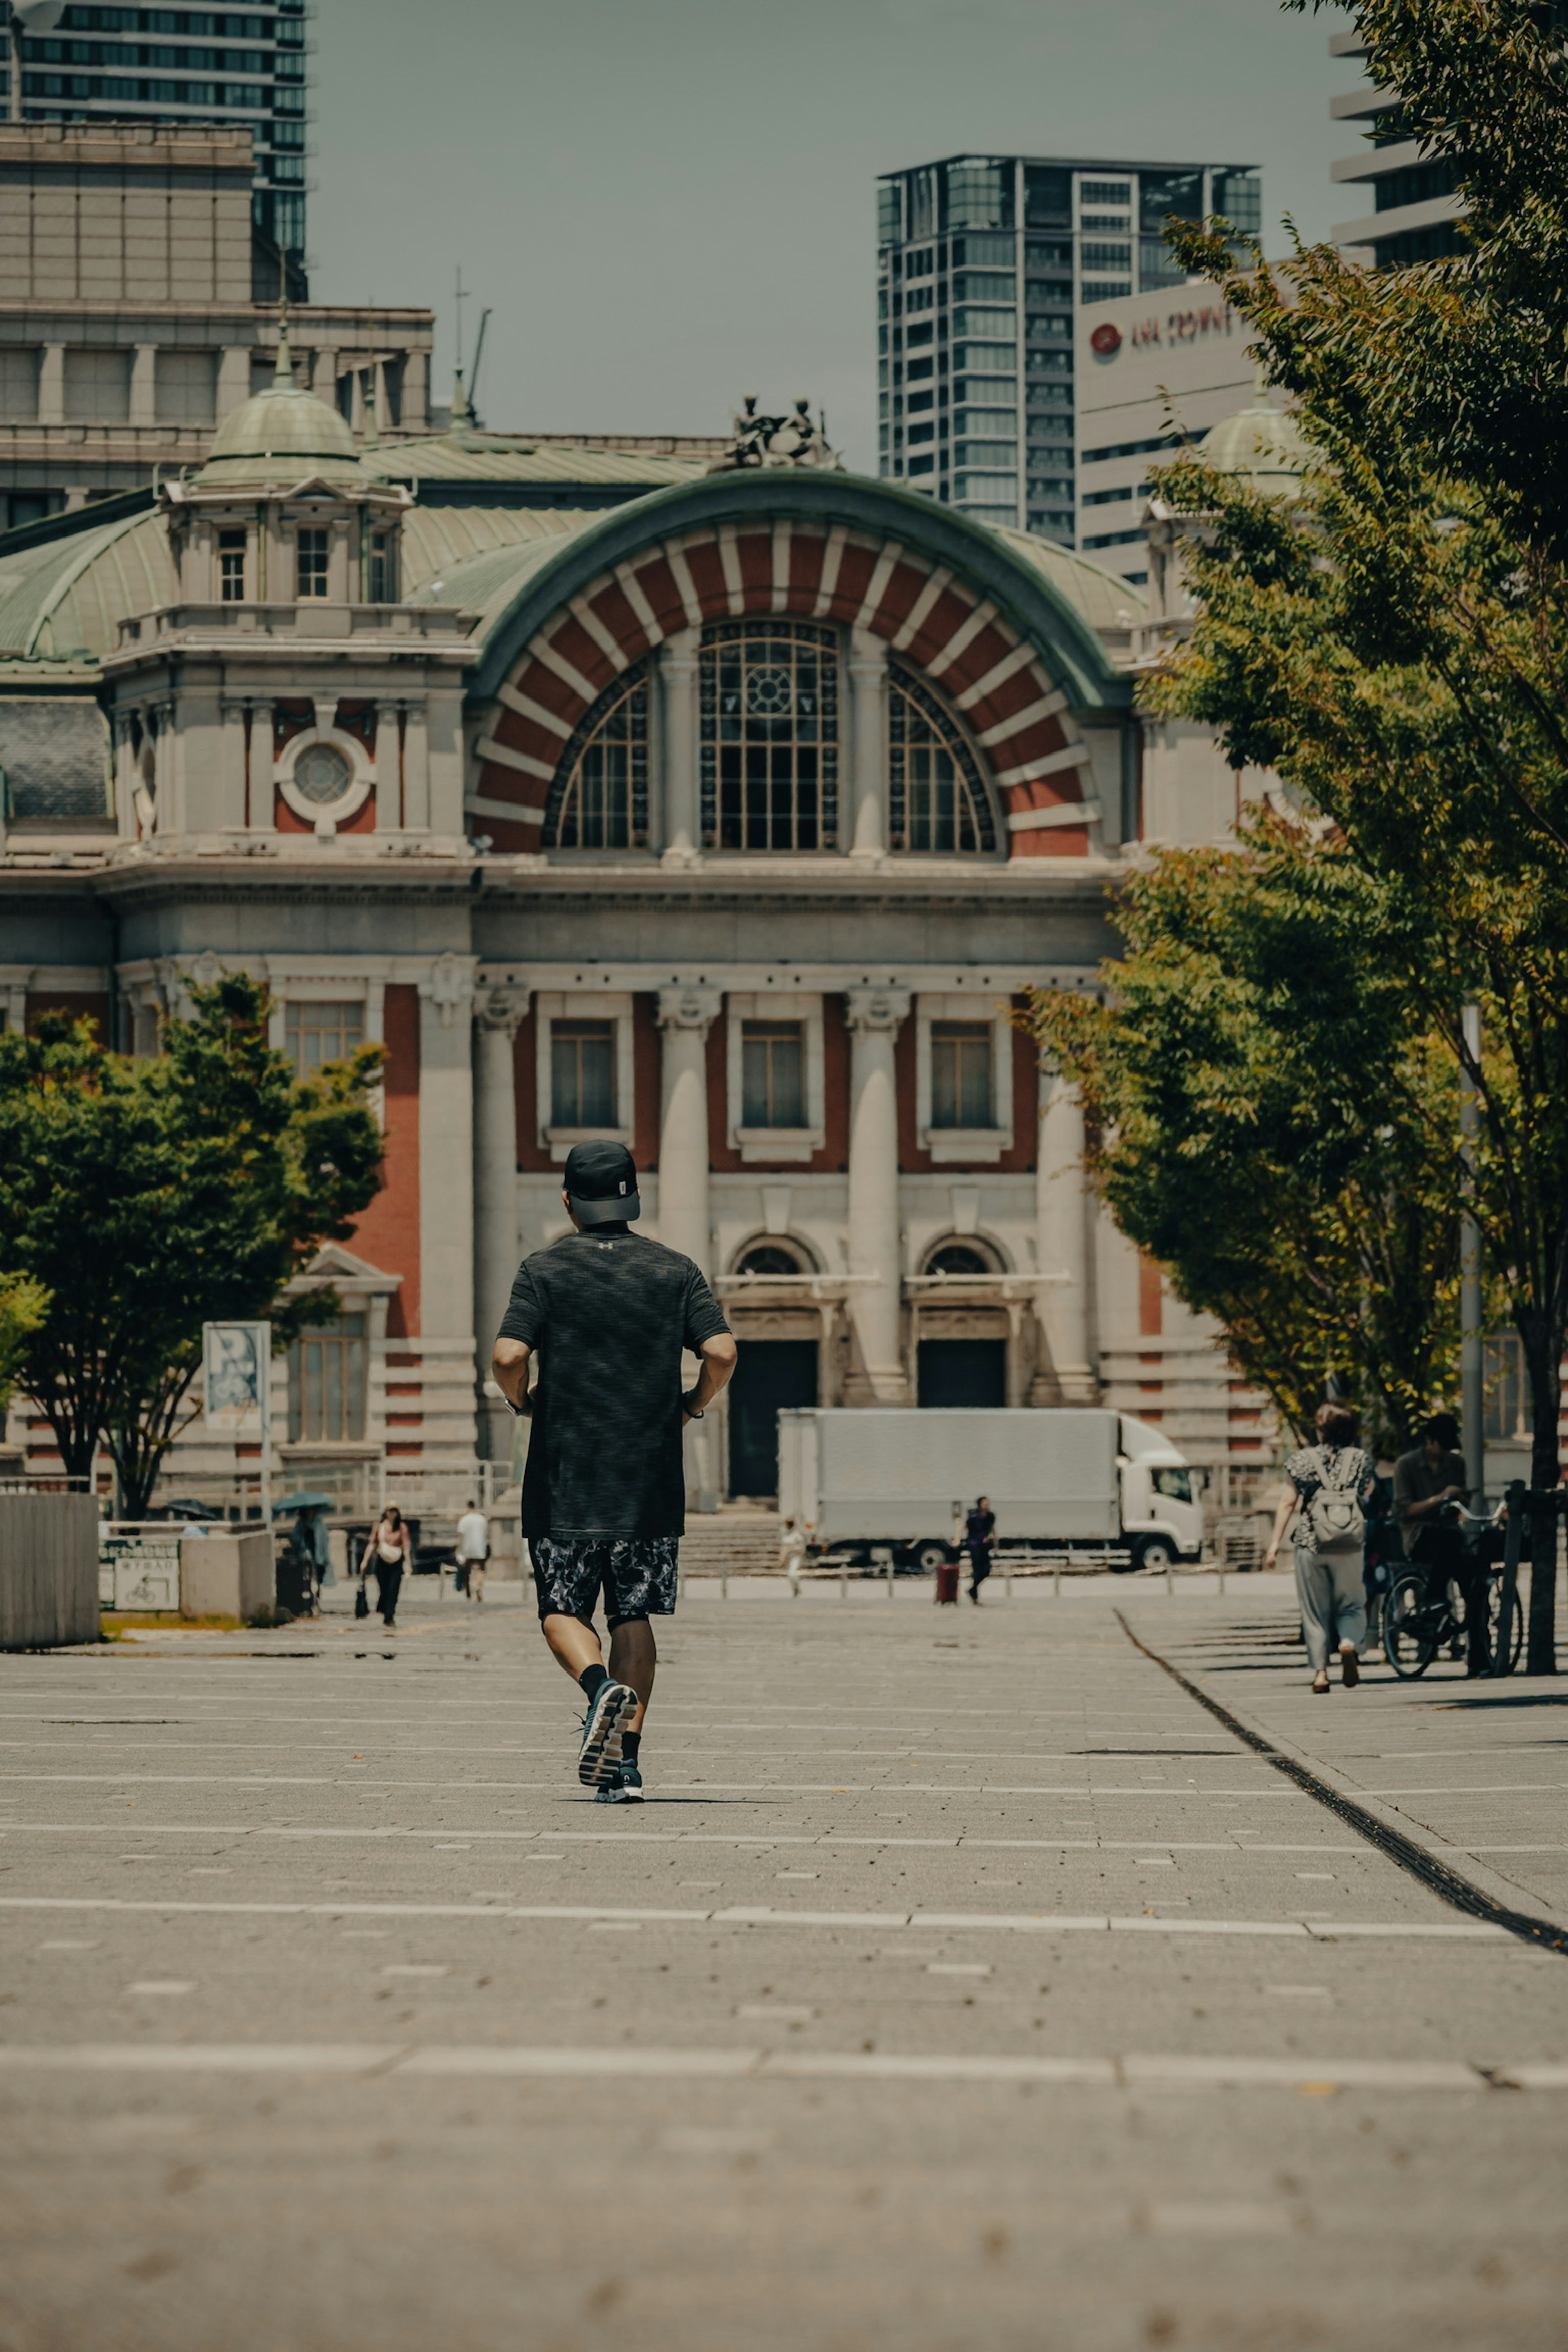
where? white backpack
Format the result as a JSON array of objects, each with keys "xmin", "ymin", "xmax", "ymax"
[{"xmin": 1305, "ymin": 1448, "xmax": 1366, "ymax": 1553}]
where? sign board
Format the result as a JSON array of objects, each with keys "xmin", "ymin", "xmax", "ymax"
[
  {"xmin": 201, "ymin": 1322, "xmax": 270, "ymax": 1434},
  {"xmin": 98, "ymin": 1527, "xmax": 181, "ymax": 1611}
]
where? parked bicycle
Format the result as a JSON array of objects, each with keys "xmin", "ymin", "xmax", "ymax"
[{"xmin": 1383, "ymin": 1503, "xmax": 1522, "ymax": 1679}]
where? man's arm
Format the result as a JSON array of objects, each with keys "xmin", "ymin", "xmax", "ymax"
[
  {"xmin": 684, "ymin": 1332, "xmax": 737, "ymax": 1423},
  {"xmin": 1394, "ymin": 1459, "xmax": 1464, "ymax": 1525},
  {"xmin": 491, "ymin": 1336, "xmax": 533, "ymax": 1414}
]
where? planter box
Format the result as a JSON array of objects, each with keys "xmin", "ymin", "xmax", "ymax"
[
  {"xmin": 0, "ymin": 1493, "xmax": 101, "ymax": 1648},
  {"xmin": 179, "ymin": 1531, "xmax": 274, "ymax": 1620}
]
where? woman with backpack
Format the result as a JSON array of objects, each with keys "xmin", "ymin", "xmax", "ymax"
[{"xmin": 1263, "ymin": 1402, "xmax": 1378, "ymax": 1693}]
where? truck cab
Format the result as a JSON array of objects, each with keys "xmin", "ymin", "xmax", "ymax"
[{"xmin": 1117, "ymin": 1415, "xmax": 1205, "ymax": 1570}]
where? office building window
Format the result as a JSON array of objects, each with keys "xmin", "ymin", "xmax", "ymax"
[
  {"xmin": 545, "ymin": 661, "xmax": 649, "ymax": 851},
  {"xmin": 1212, "ymin": 171, "xmax": 1262, "ymax": 236},
  {"xmin": 943, "ymin": 156, "xmax": 1013, "ymax": 231},
  {"xmin": 0, "ymin": 347, "xmax": 39, "ymax": 423},
  {"xmin": 156, "ymin": 348, "xmax": 217, "ymax": 425},
  {"xmin": 218, "ymin": 528, "xmax": 246, "ymax": 601},
  {"xmin": 284, "ymin": 1000, "xmax": 363, "ymax": 1077},
  {"xmin": 62, "ymin": 347, "xmax": 131, "ymax": 424},
  {"xmin": 888, "ymin": 667, "xmax": 996, "ymax": 854},
  {"xmin": 1080, "ymin": 179, "xmax": 1131, "ymax": 204},
  {"xmin": 288, "ymin": 1312, "xmax": 367, "ymax": 1444},
  {"xmin": 931, "ymin": 1022, "xmax": 993, "ymax": 1127},
  {"xmin": 296, "ymin": 527, "xmax": 329, "ymax": 598},
  {"xmin": 741, "ymin": 1021, "xmax": 805, "ymax": 1129},
  {"xmin": 699, "ymin": 620, "xmax": 838, "ymax": 851},
  {"xmin": 550, "ymin": 1020, "xmax": 616, "ymax": 1129}
]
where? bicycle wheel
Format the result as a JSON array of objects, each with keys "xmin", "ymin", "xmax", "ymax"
[
  {"xmin": 1384, "ymin": 1574, "xmax": 1440, "ymax": 1678},
  {"xmin": 1482, "ymin": 1575, "xmax": 1526, "ymax": 1675}
]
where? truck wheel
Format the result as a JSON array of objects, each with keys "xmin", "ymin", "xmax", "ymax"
[
  {"xmin": 908, "ymin": 1540, "xmax": 951, "ymax": 1575},
  {"xmin": 1133, "ymin": 1537, "xmax": 1178, "ymax": 1575}
]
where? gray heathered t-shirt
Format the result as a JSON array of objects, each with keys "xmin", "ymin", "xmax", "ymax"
[{"xmin": 498, "ymin": 1230, "xmax": 731, "ymax": 1541}]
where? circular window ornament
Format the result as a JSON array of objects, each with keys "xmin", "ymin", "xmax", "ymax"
[
  {"xmin": 292, "ymin": 742, "xmax": 354, "ymax": 806},
  {"xmin": 746, "ymin": 666, "xmax": 794, "ymax": 717},
  {"xmin": 1089, "ymin": 322, "xmax": 1122, "ymax": 358},
  {"xmin": 277, "ymin": 728, "xmax": 373, "ymax": 837}
]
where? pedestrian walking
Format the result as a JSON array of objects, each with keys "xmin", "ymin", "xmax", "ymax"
[
  {"xmin": 359, "ymin": 1504, "xmax": 411, "ymax": 1628},
  {"xmin": 779, "ymin": 1515, "xmax": 808, "ymax": 1596},
  {"xmin": 455, "ymin": 1499, "xmax": 489, "ymax": 1601},
  {"xmin": 964, "ymin": 1495, "xmax": 996, "ymax": 1603},
  {"xmin": 1263, "ymin": 1403, "xmax": 1377, "ymax": 1692},
  {"xmin": 1393, "ymin": 1412, "xmax": 1487, "ymax": 1675},
  {"xmin": 490, "ymin": 1141, "xmax": 737, "ymax": 1802}
]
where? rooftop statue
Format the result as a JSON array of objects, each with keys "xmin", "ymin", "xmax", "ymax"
[{"xmin": 708, "ymin": 394, "xmax": 843, "ymax": 473}]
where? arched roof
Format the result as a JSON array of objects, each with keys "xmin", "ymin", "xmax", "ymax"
[
  {"xmin": 361, "ymin": 429, "xmax": 705, "ymax": 494},
  {"xmin": 440, "ymin": 470, "xmax": 1135, "ymax": 717},
  {"xmin": 0, "ymin": 506, "xmax": 175, "ymax": 663}
]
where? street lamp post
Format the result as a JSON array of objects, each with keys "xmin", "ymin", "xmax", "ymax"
[{"xmin": 1460, "ymin": 1002, "xmax": 1484, "ymax": 1508}]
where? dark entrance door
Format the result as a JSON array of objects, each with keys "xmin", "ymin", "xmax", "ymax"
[
  {"xmin": 918, "ymin": 1339, "xmax": 1007, "ymax": 1408},
  {"xmin": 727, "ymin": 1339, "xmax": 817, "ymax": 1498}
]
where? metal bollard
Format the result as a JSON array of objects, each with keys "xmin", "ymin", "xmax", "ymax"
[
  {"xmin": 1165, "ymin": 1564, "xmax": 1173, "ymax": 1598},
  {"xmin": 1053, "ymin": 1564, "xmax": 1061, "ymax": 1600},
  {"xmin": 1005, "ymin": 1568, "xmax": 1013, "ymax": 1602},
  {"xmin": 886, "ymin": 1555, "xmax": 895, "ymax": 1599},
  {"xmin": 839, "ymin": 1570, "xmax": 848, "ymax": 1603},
  {"xmin": 1217, "ymin": 1562, "xmax": 1225, "ymax": 1597},
  {"xmin": 721, "ymin": 1568, "xmax": 728, "ymax": 1602}
]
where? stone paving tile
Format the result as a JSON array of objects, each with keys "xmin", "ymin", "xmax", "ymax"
[{"xmin": 1, "ymin": 1583, "xmax": 1565, "ymax": 2350}]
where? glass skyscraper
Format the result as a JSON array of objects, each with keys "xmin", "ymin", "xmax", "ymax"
[
  {"xmin": 4, "ymin": 0, "xmax": 309, "ymax": 290},
  {"xmin": 877, "ymin": 154, "xmax": 1261, "ymax": 543}
]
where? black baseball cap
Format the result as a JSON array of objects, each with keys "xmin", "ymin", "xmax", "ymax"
[{"xmin": 564, "ymin": 1138, "xmax": 641, "ymax": 1227}]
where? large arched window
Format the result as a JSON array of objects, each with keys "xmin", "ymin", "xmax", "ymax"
[
  {"xmin": 543, "ymin": 660, "xmax": 650, "ymax": 849},
  {"xmin": 699, "ymin": 620, "xmax": 839, "ymax": 851},
  {"xmin": 887, "ymin": 664, "xmax": 997, "ymax": 854}
]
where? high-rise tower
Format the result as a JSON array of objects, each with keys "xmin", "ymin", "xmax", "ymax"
[
  {"xmin": 4, "ymin": 0, "xmax": 309, "ymax": 292},
  {"xmin": 876, "ymin": 153, "xmax": 1260, "ymax": 544}
]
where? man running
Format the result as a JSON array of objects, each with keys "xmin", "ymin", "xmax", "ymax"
[
  {"xmin": 964, "ymin": 1494, "xmax": 996, "ymax": 1603},
  {"xmin": 490, "ymin": 1141, "xmax": 737, "ymax": 1802}
]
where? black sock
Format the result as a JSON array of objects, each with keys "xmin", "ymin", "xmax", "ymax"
[
  {"xmin": 622, "ymin": 1731, "xmax": 640, "ymax": 1764},
  {"xmin": 578, "ymin": 1663, "xmax": 609, "ymax": 1702}
]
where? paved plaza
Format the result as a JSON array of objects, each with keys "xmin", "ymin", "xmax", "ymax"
[{"xmin": 1, "ymin": 1572, "xmax": 1565, "ymax": 2351}]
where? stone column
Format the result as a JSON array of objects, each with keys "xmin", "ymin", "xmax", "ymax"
[
  {"xmin": 129, "ymin": 344, "xmax": 158, "ymax": 428},
  {"xmin": 659, "ymin": 628, "xmax": 702, "ymax": 866},
  {"xmin": 37, "ymin": 345, "xmax": 64, "ymax": 427},
  {"xmin": 219, "ymin": 698, "xmax": 250, "ymax": 832},
  {"xmin": 417, "ymin": 952, "xmax": 479, "ymax": 1350},
  {"xmin": 1032, "ymin": 1070, "xmax": 1096, "ymax": 1403},
  {"xmin": 472, "ymin": 986, "xmax": 529, "ymax": 1462},
  {"xmin": 844, "ymin": 987, "xmax": 912, "ymax": 1404},
  {"xmin": 846, "ymin": 627, "xmax": 888, "ymax": 860},
  {"xmin": 373, "ymin": 700, "xmax": 401, "ymax": 834},
  {"xmin": 656, "ymin": 985, "xmax": 721, "ymax": 1270}
]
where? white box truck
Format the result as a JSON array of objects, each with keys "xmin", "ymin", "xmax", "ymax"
[{"xmin": 777, "ymin": 1408, "xmax": 1204, "ymax": 1574}]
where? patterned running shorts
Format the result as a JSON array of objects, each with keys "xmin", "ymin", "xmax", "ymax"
[{"xmin": 530, "ymin": 1534, "xmax": 679, "ymax": 1625}]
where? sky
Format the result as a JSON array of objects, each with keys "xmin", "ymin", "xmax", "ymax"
[{"xmin": 310, "ymin": 0, "xmax": 1350, "ymax": 470}]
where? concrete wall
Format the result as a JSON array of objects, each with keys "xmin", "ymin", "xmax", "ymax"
[
  {"xmin": 0, "ymin": 1492, "xmax": 100, "ymax": 1648},
  {"xmin": 179, "ymin": 1530, "xmax": 273, "ymax": 1621}
]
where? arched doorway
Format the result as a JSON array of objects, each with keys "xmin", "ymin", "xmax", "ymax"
[{"xmin": 725, "ymin": 1241, "xmax": 820, "ymax": 1499}]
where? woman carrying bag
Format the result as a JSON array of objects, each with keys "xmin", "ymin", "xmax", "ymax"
[
  {"xmin": 1263, "ymin": 1402, "xmax": 1378, "ymax": 1693},
  {"xmin": 359, "ymin": 1504, "xmax": 412, "ymax": 1628}
]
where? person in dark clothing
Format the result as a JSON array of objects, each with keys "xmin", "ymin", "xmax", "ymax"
[
  {"xmin": 491, "ymin": 1141, "xmax": 737, "ymax": 1801},
  {"xmin": 965, "ymin": 1496, "xmax": 996, "ymax": 1603},
  {"xmin": 1393, "ymin": 1411, "xmax": 1487, "ymax": 1675}
]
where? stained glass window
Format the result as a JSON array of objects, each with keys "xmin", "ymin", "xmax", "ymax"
[
  {"xmin": 887, "ymin": 666, "xmax": 996, "ymax": 853},
  {"xmin": 699, "ymin": 621, "xmax": 838, "ymax": 851},
  {"xmin": 544, "ymin": 662, "xmax": 649, "ymax": 850}
]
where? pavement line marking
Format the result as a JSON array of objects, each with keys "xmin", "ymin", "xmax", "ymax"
[
  {"xmin": 0, "ymin": 1895, "xmax": 1508, "ymax": 1939},
  {"xmin": 1116, "ymin": 1612, "xmax": 1568, "ymax": 1959},
  {"xmin": 0, "ymin": 2043, "xmax": 1551, "ymax": 2091}
]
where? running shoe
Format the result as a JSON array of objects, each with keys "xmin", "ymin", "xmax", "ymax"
[
  {"xmin": 577, "ymin": 1680, "xmax": 637, "ymax": 1789},
  {"xmin": 592, "ymin": 1760, "xmax": 643, "ymax": 1806}
]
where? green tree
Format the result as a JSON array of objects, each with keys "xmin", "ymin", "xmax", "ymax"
[
  {"xmin": 0, "ymin": 975, "xmax": 383, "ymax": 1515},
  {"xmin": 1022, "ymin": 817, "xmax": 1463, "ymax": 1457},
  {"xmin": 1140, "ymin": 0, "xmax": 1568, "ymax": 1667},
  {"xmin": 0, "ymin": 1271, "xmax": 49, "ymax": 1421}
]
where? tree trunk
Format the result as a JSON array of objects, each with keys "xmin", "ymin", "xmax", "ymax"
[{"xmin": 1520, "ymin": 1312, "xmax": 1561, "ymax": 1677}]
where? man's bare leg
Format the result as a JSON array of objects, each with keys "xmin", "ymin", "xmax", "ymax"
[
  {"xmin": 541, "ymin": 1610, "xmax": 605, "ymax": 1681},
  {"xmin": 608, "ymin": 1616, "xmax": 656, "ymax": 1733}
]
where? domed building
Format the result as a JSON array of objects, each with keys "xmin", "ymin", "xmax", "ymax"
[{"xmin": 0, "ymin": 381, "xmax": 1267, "ymax": 1509}]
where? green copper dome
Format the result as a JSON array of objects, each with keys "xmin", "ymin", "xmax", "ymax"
[
  {"xmin": 1199, "ymin": 392, "xmax": 1310, "ymax": 492},
  {"xmin": 196, "ymin": 326, "xmax": 365, "ymax": 489}
]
